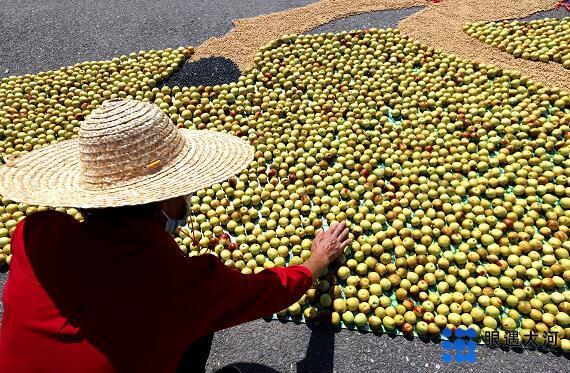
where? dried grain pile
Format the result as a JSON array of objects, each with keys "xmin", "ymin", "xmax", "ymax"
[
  {"xmin": 191, "ymin": 0, "xmax": 425, "ymax": 69},
  {"xmin": 191, "ymin": 0, "xmax": 569, "ymax": 90},
  {"xmin": 399, "ymin": 0, "xmax": 569, "ymax": 90}
]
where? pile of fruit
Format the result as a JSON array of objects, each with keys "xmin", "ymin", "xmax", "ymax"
[
  {"xmin": 1, "ymin": 28, "xmax": 569, "ymax": 351},
  {"xmin": 464, "ymin": 17, "xmax": 570, "ymax": 69}
]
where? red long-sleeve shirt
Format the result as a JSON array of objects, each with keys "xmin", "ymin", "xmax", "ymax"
[{"xmin": 0, "ymin": 210, "xmax": 313, "ymax": 372}]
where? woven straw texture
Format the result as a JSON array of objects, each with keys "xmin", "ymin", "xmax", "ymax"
[{"xmin": 0, "ymin": 99, "xmax": 254, "ymax": 208}]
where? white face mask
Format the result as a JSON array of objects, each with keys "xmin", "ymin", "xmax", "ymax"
[{"xmin": 161, "ymin": 196, "xmax": 190, "ymax": 234}]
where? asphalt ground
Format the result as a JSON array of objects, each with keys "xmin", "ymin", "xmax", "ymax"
[
  {"xmin": 206, "ymin": 320, "xmax": 569, "ymax": 373},
  {"xmin": 516, "ymin": 9, "xmax": 569, "ymax": 21},
  {"xmin": 0, "ymin": 270, "xmax": 5, "ymax": 298},
  {"xmin": 1, "ymin": 3, "xmax": 570, "ymax": 373},
  {"xmin": 0, "ymin": 0, "xmax": 316, "ymax": 78},
  {"xmin": 305, "ymin": 6, "xmax": 426, "ymax": 34}
]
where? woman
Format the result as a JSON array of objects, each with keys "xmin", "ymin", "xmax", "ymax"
[{"xmin": 0, "ymin": 99, "xmax": 350, "ymax": 372}]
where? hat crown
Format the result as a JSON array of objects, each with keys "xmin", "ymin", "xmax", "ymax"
[{"xmin": 78, "ymin": 99, "xmax": 185, "ymax": 189}]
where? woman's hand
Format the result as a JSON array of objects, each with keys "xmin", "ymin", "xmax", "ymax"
[{"xmin": 301, "ymin": 222, "xmax": 351, "ymax": 281}]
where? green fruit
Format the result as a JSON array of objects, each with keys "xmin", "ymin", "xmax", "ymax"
[
  {"xmin": 337, "ymin": 266, "xmax": 350, "ymax": 280},
  {"xmin": 416, "ymin": 321, "xmax": 429, "ymax": 335},
  {"xmin": 288, "ymin": 302, "xmax": 301, "ymax": 315},
  {"xmin": 346, "ymin": 297, "xmax": 360, "ymax": 312},
  {"xmin": 342, "ymin": 311, "xmax": 355, "ymax": 325},
  {"xmin": 556, "ymin": 312, "xmax": 570, "ymax": 327},
  {"xmin": 383, "ymin": 316, "xmax": 395, "ymax": 330},
  {"xmin": 304, "ymin": 307, "xmax": 318, "ymax": 321},
  {"xmin": 333, "ymin": 299, "xmax": 347, "ymax": 313},
  {"xmin": 319, "ymin": 294, "xmax": 332, "ymax": 308},
  {"xmin": 181, "ymin": 110, "xmax": 192, "ymax": 120},
  {"xmin": 560, "ymin": 338, "xmax": 570, "ymax": 352},
  {"xmin": 354, "ymin": 313, "xmax": 368, "ymax": 328},
  {"xmin": 331, "ymin": 312, "xmax": 341, "ymax": 326},
  {"xmin": 483, "ymin": 316, "xmax": 498, "ymax": 329},
  {"xmin": 0, "ymin": 237, "xmax": 10, "ymax": 247},
  {"xmin": 368, "ymin": 315, "xmax": 382, "ymax": 330},
  {"xmin": 368, "ymin": 295, "xmax": 380, "ymax": 309}
]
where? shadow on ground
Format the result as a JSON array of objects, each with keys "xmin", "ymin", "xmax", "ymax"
[
  {"xmin": 296, "ymin": 324, "xmax": 335, "ymax": 373},
  {"xmin": 159, "ymin": 57, "xmax": 241, "ymax": 88}
]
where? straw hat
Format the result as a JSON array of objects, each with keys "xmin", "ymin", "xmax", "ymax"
[{"xmin": 0, "ymin": 98, "xmax": 254, "ymax": 208}]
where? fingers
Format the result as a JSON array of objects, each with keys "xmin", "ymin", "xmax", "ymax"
[
  {"xmin": 312, "ymin": 229, "xmax": 324, "ymax": 248},
  {"xmin": 339, "ymin": 238, "xmax": 351, "ymax": 250},
  {"xmin": 320, "ymin": 221, "xmax": 349, "ymax": 249},
  {"xmin": 329, "ymin": 221, "xmax": 346, "ymax": 237},
  {"xmin": 328, "ymin": 222, "xmax": 350, "ymax": 252},
  {"xmin": 338, "ymin": 225, "xmax": 349, "ymax": 242},
  {"xmin": 336, "ymin": 221, "xmax": 346, "ymax": 235}
]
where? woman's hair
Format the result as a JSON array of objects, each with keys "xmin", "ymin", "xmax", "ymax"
[{"xmin": 79, "ymin": 202, "xmax": 161, "ymax": 222}]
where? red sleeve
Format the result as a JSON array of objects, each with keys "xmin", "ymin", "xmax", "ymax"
[
  {"xmin": 208, "ymin": 259, "xmax": 313, "ymax": 332},
  {"xmin": 175, "ymin": 254, "xmax": 313, "ymax": 334}
]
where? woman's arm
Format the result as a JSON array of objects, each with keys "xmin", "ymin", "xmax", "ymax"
[
  {"xmin": 193, "ymin": 222, "xmax": 350, "ymax": 333},
  {"xmin": 202, "ymin": 258, "xmax": 313, "ymax": 332}
]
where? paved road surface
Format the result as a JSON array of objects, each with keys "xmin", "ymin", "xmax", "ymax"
[{"xmin": 0, "ymin": 0, "xmax": 317, "ymax": 77}]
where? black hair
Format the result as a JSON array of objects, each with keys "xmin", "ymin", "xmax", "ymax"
[{"xmin": 79, "ymin": 202, "xmax": 161, "ymax": 222}]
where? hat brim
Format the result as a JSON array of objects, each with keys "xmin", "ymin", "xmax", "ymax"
[{"xmin": 0, "ymin": 129, "xmax": 254, "ymax": 208}]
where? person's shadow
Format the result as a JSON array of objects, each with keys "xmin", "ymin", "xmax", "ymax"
[
  {"xmin": 215, "ymin": 320, "xmax": 335, "ymax": 373},
  {"xmin": 296, "ymin": 323, "xmax": 335, "ymax": 373}
]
